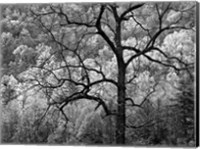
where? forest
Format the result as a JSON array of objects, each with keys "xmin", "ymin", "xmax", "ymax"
[{"xmin": 0, "ymin": 2, "xmax": 196, "ymax": 146}]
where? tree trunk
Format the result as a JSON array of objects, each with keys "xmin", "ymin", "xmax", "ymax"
[
  {"xmin": 116, "ymin": 54, "xmax": 126, "ymax": 144},
  {"xmin": 114, "ymin": 15, "xmax": 126, "ymax": 144}
]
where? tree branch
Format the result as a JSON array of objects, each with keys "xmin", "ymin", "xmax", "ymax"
[
  {"xmin": 139, "ymin": 82, "xmax": 158, "ymax": 106},
  {"xmin": 126, "ymin": 119, "xmax": 155, "ymax": 129},
  {"xmin": 125, "ymin": 25, "xmax": 191, "ymax": 67},
  {"xmin": 96, "ymin": 5, "xmax": 116, "ymax": 53},
  {"xmin": 120, "ymin": 3, "xmax": 145, "ymax": 21},
  {"xmin": 143, "ymin": 53, "xmax": 193, "ymax": 71},
  {"xmin": 125, "ymin": 97, "xmax": 142, "ymax": 108},
  {"xmin": 57, "ymin": 92, "xmax": 111, "ymax": 116}
]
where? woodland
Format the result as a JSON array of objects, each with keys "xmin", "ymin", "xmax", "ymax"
[{"xmin": 0, "ymin": 2, "xmax": 196, "ymax": 146}]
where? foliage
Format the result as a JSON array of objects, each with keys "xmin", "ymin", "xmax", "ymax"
[{"xmin": 0, "ymin": 2, "xmax": 196, "ymax": 146}]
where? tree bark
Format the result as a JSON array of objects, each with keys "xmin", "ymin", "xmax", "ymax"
[
  {"xmin": 113, "ymin": 13, "xmax": 126, "ymax": 144},
  {"xmin": 116, "ymin": 53, "xmax": 126, "ymax": 144}
]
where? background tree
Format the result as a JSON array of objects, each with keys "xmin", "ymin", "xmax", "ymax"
[{"xmin": 1, "ymin": 2, "xmax": 196, "ymax": 145}]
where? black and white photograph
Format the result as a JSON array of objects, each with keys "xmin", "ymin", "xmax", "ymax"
[{"xmin": 0, "ymin": 1, "xmax": 198, "ymax": 147}]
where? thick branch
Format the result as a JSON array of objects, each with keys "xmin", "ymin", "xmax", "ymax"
[
  {"xmin": 122, "ymin": 46, "xmax": 141, "ymax": 53},
  {"xmin": 96, "ymin": 5, "xmax": 116, "ymax": 53},
  {"xmin": 57, "ymin": 92, "xmax": 111, "ymax": 116}
]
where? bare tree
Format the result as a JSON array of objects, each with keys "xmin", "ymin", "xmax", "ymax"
[{"xmin": 26, "ymin": 2, "xmax": 195, "ymax": 144}]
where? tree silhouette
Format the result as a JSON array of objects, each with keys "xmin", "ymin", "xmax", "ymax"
[{"xmin": 1, "ymin": 2, "xmax": 195, "ymax": 144}]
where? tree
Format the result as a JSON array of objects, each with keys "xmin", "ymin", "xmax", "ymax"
[
  {"xmin": 1, "ymin": 2, "xmax": 195, "ymax": 144},
  {"xmin": 167, "ymin": 75, "xmax": 195, "ymax": 145}
]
